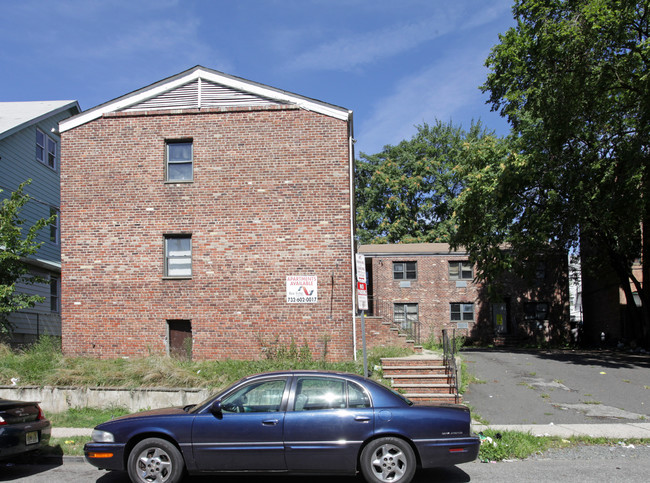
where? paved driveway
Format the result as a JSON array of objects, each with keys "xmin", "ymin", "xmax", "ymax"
[{"xmin": 461, "ymin": 349, "xmax": 650, "ymax": 425}]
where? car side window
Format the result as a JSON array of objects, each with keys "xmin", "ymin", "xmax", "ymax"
[
  {"xmin": 293, "ymin": 377, "xmax": 371, "ymax": 411},
  {"xmin": 348, "ymin": 381, "xmax": 371, "ymax": 408},
  {"xmin": 221, "ymin": 379, "xmax": 286, "ymax": 413}
]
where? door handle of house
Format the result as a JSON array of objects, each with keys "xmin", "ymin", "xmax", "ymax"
[
  {"xmin": 354, "ymin": 416, "xmax": 371, "ymax": 422},
  {"xmin": 263, "ymin": 419, "xmax": 279, "ymax": 426}
]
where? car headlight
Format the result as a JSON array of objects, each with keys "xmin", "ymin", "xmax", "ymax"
[{"xmin": 91, "ymin": 429, "xmax": 115, "ymax": 443}]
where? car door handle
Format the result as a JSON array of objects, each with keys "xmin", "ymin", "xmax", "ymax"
[
  {"xmin": 262, "ymin": 419, "xmax": 279, "ymax": 426},
  {"xmin": 354, "ymin": 416, "xmax": 371, "ymax": 422}
]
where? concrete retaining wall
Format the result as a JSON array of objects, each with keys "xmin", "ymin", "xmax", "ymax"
[{"xmin": 0, "ymin": 386, "xmax": 212, "ymax": 413}]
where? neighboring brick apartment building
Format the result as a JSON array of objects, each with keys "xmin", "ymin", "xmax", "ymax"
[
  {"xmin": 359, "ymin": 243, "xmax": 570, "ymax": 346},
  {"xmin": 59, "ymin": 66, "xmax": 356, "ymax": 360}
]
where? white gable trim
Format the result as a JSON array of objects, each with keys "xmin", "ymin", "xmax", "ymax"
[{"xmin": 60, "ymin": 67, "xmax": 351, "ymax": 132}]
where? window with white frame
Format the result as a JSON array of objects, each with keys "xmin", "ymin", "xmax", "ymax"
[
  {"xmin": 450, "ymin": 303, "xmax": 474, "ymax": 322},
  {"xmin": 36, "ymin": 129, "xmax": 58, "ymax": 170},
  {"xmin": 393, "ymin": 261, "xmax": 417, "ymax": 280},
  {"xmin": 166, "ymin": 140, "xmax": 193, "ymax": 182},
  {"xmin": 449, "ymin": 261, "xmax": 473, "ymax": 280},
  {"xmin": 165, "ymin": 235, "xmax": 192, "ymax": 277}
]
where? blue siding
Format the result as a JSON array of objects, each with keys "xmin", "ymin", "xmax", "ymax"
[{"xmin": 1, "ymin": 105, "xmax": 78, "ymax": 339}]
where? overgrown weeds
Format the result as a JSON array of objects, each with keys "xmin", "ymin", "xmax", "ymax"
[{"xmin": 0, "ymin": 337, "xmax": 397, "ymax": 390}]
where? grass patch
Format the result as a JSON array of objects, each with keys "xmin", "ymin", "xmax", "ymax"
[
  {"xmin": 478, "ymin": 430, "xmax": 650, "ymax": 462},
  {"xmin": 44, "ymin": 436, "xmax": 92, "ymax": 457},
  {"xmin": 48, "ymin": 406, "xmax": 131, "ymax": 428},
  {"xmin": 0, "ymin": 337, "xmax": 366, "ymax": 390}
]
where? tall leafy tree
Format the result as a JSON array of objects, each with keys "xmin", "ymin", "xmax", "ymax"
[
  {"xmin": 0, "ymin": 181, "xmax": 53, "ymax": 336},
  {"xmin": 355, "ymin": 120, "xmax": 492, "ymax": 244},
  {"xmin": 452, "ymin": 0, "xmax": 650, "ymax": 343}
]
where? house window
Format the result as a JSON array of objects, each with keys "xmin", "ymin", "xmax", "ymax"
[
  {"xmin": 449, "ymin": 261, "xmax": 473, "ymax": 280},
  {"xmin": 165, "ymin": 235, "xmax": 192, "ymax": 277},
  {"xmin": 166, "ymin": 140, "xmax": 193, "ymax": 181},
  {"xmin": 36, "ymin": 129, "xmax": 57, "ymax": 170},
  {"xmin": 524, "ymin": 302, "xmax": 548, "ymax": 321},
  {"xmin": 49, "ymin": 207, "xmax": 59, "ymax": 244},
  {"xmin": 394, "ymin": 303, "xmax": 418, "ymax": 330},
  {"xmin": 451, "ymin": 303, "xmax": 474, "ymax": 322},
  {"xmin": 50, "ymin": 277, "xmax": 59, "ymax": 312},
  {"xmin": 393, "ymin": 261, "xmax": 417, "ymax": 280}
]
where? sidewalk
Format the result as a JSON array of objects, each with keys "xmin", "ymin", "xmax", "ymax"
[
  {"xmin": 472, "ymin": 422, "xmax": 650, "ymax": 439},
  {"xmin": 53, "ymin": 423, "xmax": 650, "ymax": 440}
]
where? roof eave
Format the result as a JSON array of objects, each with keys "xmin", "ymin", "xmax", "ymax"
[{"xmin": 60, "ymin": 66, "xmax": 351, "ymax": 133}]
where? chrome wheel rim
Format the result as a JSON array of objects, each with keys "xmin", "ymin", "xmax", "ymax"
[
  {"xmin": 369, "ymin": 443, "xmax": 408, "ymax": 482},
  {"xmin": 134, "ymin": 446, "xmax": 173, "ymax": 482}
]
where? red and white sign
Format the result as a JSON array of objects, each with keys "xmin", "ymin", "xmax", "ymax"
[{"xmin": 286, "ymin": 275, "xmax": 318, "ymax": 303}]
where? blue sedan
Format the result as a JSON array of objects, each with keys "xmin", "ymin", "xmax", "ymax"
[{"xmin": 85, "ymin": 371, "xmax": 479, "ymax": 483}]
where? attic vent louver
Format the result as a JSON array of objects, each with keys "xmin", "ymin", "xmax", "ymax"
[{"xmin": 122, "ymin": 78, "xmax": 284, "ymax": 112}]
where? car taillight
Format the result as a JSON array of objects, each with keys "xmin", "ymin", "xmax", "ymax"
[
  {"xmin": 0, "ymin": 416, "xmax": 6, "ymax": 426},
  {"xmin": 37, "ymin": 406, "xmax": 45, "ymax": 421}
]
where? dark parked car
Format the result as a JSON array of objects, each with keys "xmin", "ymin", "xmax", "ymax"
[
  {"xmin": 0, "ymin": 398, "xmax": 51, "ymax": 460},
  {"xmin": 85, "ymin": 371, "xmax": 479, "ymax": 483}
]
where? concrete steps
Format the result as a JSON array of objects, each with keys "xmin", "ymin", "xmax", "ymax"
[{"xmin": 381, "ymin": 356, "xmax": 459, "ymax": 404}]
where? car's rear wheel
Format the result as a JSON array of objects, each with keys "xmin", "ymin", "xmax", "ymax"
[
  {"xmin": 127, "ymin": 438, "xmax": 185, "ymax": 483},
  {"xmin": 360, "ymin": 437, "xmax": 416, "ymax": 483}
]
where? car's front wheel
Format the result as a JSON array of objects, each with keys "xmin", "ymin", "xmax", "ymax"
[
  {"xmin": 360, "ymin": 437, "xmax": 416, "ymax": 483},
  {"xmin": 127, "ymin": 438, "xmax": 185, "ymax": 483}
]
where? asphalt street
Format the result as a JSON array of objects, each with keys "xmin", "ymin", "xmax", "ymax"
[{"xmin": 461, "ymin": 348, "xmax": 650, "ymax": 425}]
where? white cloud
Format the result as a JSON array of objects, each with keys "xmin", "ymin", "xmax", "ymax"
[
  {"xmin": 356, "ymin": 50, "xmax": 492, "ymax": 154},
  {"xmin": 285, "ymin": 1, "xmax": 511, "ymax": 72}
]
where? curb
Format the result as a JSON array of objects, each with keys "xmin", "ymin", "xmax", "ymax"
[{"xmin": 472, "ymin": 422, "xmax": 650, "ymax": 439}]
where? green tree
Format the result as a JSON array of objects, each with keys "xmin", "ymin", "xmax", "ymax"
[
  {"xmin": 0, "ymin": 181, "xmax": 53, "ymax": 336},
  {"xmin": 355, "ymin": 120, "xmax": 493, "ymax": 244},
  {"xmin": 452, "ymin": 0, "xmax": 650, "ymax": 343}
]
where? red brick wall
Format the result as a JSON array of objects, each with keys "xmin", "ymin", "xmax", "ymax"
[
  {"xmin": 368, "ymin": 255, "xmax": 480, "ymax": 344},
  {"xmin": 60, "ymin": 106, "xmax": 354, "ymax": 360}
]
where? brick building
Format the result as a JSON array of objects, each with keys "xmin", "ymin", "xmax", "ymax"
[
  {"xmin": 358, "ymin": 243, "xmax": 570, "ymax": 347},
  {"xmin": 59, "ymin": 66, "xmax": 356, "ymax": 361}
]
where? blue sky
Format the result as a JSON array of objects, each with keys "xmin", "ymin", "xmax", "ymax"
[{"xmin": 1, "ymin": 0, "xmax": 515, "ymax": 156}]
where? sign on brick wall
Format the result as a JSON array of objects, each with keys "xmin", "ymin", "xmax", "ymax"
[{"xmin": 286, "ymin": 275, "xmax": 318, "ymax": 303}]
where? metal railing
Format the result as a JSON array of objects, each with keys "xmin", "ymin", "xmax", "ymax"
[
  {"xmin": 442, "ymin": 328, "xmax": 460, "ymax": 403},
  {"xmin": 366, "ymin": 296, "xmax": 421, "ymax": 344}
]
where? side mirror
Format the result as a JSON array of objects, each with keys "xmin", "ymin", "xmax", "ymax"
[{"xmin": 210, "ymin": 400, "xmax": 223, "ymax": 418}]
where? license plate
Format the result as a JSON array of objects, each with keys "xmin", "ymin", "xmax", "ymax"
[{"xmin": 25, "ymin": 431, "xmax": 39, "ymax": 445}]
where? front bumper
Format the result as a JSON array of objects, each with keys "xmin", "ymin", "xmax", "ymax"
[{"xmin": 84, "ymin": 442, "xmax": 127, "ymax": 471}]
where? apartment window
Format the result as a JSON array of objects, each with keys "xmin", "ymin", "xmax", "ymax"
[
  {"xmin": 451, "ymin": 303, "xmax": 474, "ymax": 322},
  {"xmin": 524, "ymin": 302, "xmax": 548, "ymax": 321},
  {"xmin": 166, "ymin": 140, "xmax": 193, "ymax": 181},
  {"xmin": 394, "ymin": 303, "xmax": 418, "ymax": 330},
  {"xmin": 165, "ymin": 235, "xmax": 192, "ymax": 277},
  {"xmin": 36, "ymin": 129, "xmax": 57, "ymax": 170},
  {"xmin": 50, "ymin": 277, "xmax": 59, "ymax": 312},
  {"xmin": 449, "ymin": 261, "xmax": 473, "ymax": 280},
  {"xmin": 49, "ymin": 207, "xmax": 59, "ymax": 244},
  {"xmin": 393, "ymin": 261, "xmax": 417, "ymax": 280}
]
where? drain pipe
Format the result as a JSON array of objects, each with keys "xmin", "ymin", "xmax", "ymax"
[{"xmin": 347, "ymin": 111, "xmax": 358, "ymax": 360}]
